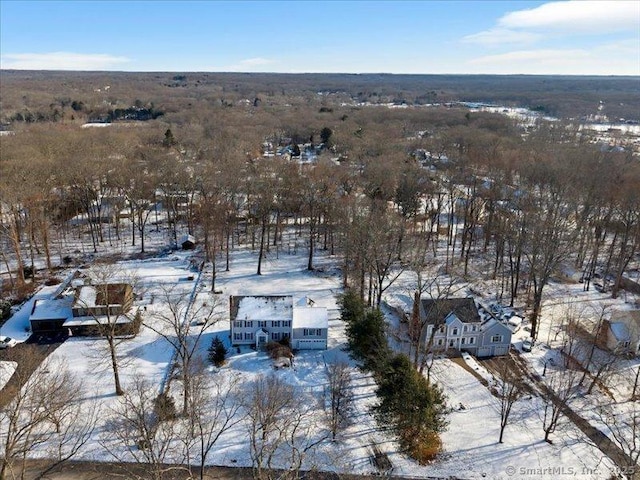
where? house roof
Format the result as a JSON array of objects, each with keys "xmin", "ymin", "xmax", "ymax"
[
  {"xmin": 232, "ymin": 296, "xmax": 293, "ymax": 321},
  {"xmin": 420, "ymin": 297, "xmax": 481, "ymax": 325},
  {"xmin": 609, "ymin": 322, "xmax": 631, "ymax": 342},
  {"xmin": 74, "ymin": 284, "xmax": 130, "ymax": 308},
  {"xmin": 292, "ymin": 307, "xmax": 328, "ymax": 329},
  {"xmin": 181, "ymin": 234, "xmax": 196, "ymax": 244},
  {"xmin": 30, "ymin": 295, "xmax": 74, "ymax": 321},
  {"xmin": 63, "ymin": 314, "xmax": 133, "ymax": 327}
]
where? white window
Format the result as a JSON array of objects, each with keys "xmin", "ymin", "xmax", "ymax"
[
  {"xmin": 461, "ymin": 338, "xmax": 466, "ymax": 345},
  {"xmin": 472, "ymin": 325, "xmax": 477, "ymax": 332},
  {"xmin": 491, "ymin": 334, "xmax": 503, "ymax": 343},
  {"xmin": 303, "ymin": 328, "xmax": 322, "ymax": 337},
  {"xmin": 437, "ymin": 339, "xmax": 443, "ymax": 346},
  {"xmin": 233, "ymin": 332, "xmax": 242, "ymax": 340},
  {"xmin": 272, "ymin": 321, "xmax": 281, "ymax": 327},
  {"xmin": 469, "ymin": 337, "xmax": 475, "ymax": 344},
  {"xmin": 258, "ymin": 320, "xmax": 267, "ymax": 328},
  {"xmin": 282, "ymin": 320, "xmax": 291, "ymax": 327},
  {"xmin": 233, "ymin": 321, "xmax": 242, "ymax": 328},
  {"xmin": 244, "ymin": 332, "xmax": 254, "ymax": 340},
  {"xmin": 271, "ymin": 332, "xmax": 280, "ymax": 341},
  {"xmin": 452, "ymin": 327, "xmax": 459, "ymax": 335},
  {"xmin": 449, "ymin": 340, "xmax": 454, "ymax": 347},
  {"xmin": 439, "ymin": 325, "xmax": 445, "ymax": 333},
  {"xmin": 244, "ymin": 320, "xmax": 253, "ymax": 328},
  {"xmin": 463, "ymin": 325, "xmax": 468, "ymax": 332}
]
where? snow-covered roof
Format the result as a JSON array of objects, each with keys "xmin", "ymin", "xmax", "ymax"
[
  {"xmin": 30, "ymin": 295, "xmax": 74, "ymax": 321},
  {"xmin": 609, "ymin": 322, "xmax": 631, "ymax": 342},
  {"xmin": 63, "ymin": 314, "xmax": 132, "ymax": 327},
  {"xmin": 77, "ymin": 286, "xmax": 98, "ymax": 307},
  {"xmin": 75, "ymin": 284, "xmax": 129, "ymax": 308},
  {"xmin": 181, "ymin": 234, "xmax": 196, "ymax": 244},
  {"xmin": 234, "ymin": 296, "xmax": 293, "ymax": 321},
  {"xmin": 292, "ymin": 307, "xmax": 328, "ymax": 329}
]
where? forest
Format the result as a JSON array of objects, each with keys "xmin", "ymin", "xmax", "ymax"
[
  {"xmin": 0, "ymin": 71, "xmax": 639, "ymax": 479},
  {"xmin": 1, "ymin": 72, "xmax": 639, "ymax": 336}
]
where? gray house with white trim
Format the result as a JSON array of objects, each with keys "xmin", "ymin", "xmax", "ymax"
[
  {"xmin": 420, "ymin": 297, "xmax": 512, "ymax": 357},
  {"xmin": 230, "ymin": 295, "xmax": 328, "ymax": 350}
]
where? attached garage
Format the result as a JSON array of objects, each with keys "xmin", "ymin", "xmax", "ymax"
[
  {"xmin": 476, "ymin": 346, "xmax": 492, "ymax": 358},
  {"xmin": 493, "ymin": 345, "xmax": 509, "ymax": 356},
  {"xmin": 294, "ymin": 339, "xmax": 327, "ymax": 350}
]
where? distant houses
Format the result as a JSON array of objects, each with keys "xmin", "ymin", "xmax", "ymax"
[{"xmin": 230, "ymin": 295, "xmax": 328, "ymax": 350}]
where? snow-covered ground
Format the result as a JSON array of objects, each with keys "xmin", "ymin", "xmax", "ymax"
[
  {"xmin": 2, "ymin": 241, "xmax": 634, "ymax": 479},
  {"xmin": 0, "ymin": 361, "xmax": 17, "ymax": 391}
]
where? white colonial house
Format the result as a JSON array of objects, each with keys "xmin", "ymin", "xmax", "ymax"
[{"xmin": 230, "ymin": 295, "xmax": 328, "ymax": 350}]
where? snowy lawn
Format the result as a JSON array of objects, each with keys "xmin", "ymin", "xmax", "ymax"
[
  {"xmin": 2, "ymin": 244, "xmax": 634, "ymax": 479},
  {"xmin": 0, "ymin": 361, "xmax": 17, "ymax": 391}
]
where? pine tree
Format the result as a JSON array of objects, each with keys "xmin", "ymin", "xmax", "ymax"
[{"xmin": 208, "ymin": 336, "xmax": 227, "ymax": 367}]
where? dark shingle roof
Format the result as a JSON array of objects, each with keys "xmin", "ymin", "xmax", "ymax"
[{"xmin": 420, "ymin": 297, "xmax": 480, "ymax": 325}]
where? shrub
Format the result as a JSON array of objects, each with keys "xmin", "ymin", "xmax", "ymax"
[
  {"xmin": 406, "ymin": 431, "xmax": 442, "ymax": 465},
  {"xmin": 265, "ymin": 341, "xmax": 292, "ymax": 360}
]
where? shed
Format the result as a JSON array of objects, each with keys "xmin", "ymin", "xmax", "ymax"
[{"xmin": 181, "ymin": 234, "xmax": 196, "ymax": 250}]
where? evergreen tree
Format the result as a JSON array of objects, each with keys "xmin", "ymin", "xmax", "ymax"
[
  {"xmin": 320, "ymin": 127, "xmax": 333, "ymax": 145},
  {"xmin": 338, "ymin": 290, "xmax": 365, "ymax": 326},
  {"xmin": 375, "ymin": 354, "xmax": 448, "ymax": 462},
  {"xmin": 343, "ymin": 306, "xmax": 391, "ymax": 373},
  {"xmin": 162, "ymin": 128, "xmax": 176, "ymax": 147},
  {"xmin": 208, "ymin": 336, "xmax": 227, "ymax": 367}
]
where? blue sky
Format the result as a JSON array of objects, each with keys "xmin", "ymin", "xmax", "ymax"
[{"xmin": 1, "ymin": 1, "xmax": 638, "ymax": 74}]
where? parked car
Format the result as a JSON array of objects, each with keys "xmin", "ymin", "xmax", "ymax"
[
  {"xmin": 522, "ymin": 338, "xmax": 533, "ymax": 352},
  {"xmin": 0, "ymin": 336, "xmax": 17, "ymax": 349}
]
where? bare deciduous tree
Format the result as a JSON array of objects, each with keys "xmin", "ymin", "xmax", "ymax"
[
  {"xmin": 324, "ymin": 361, "xmax": 353, "ymax": 440},
  {"xmin": 182, "ymin": 367, "xmax": 242, "ymax": 480},
  {"xmin": 245, "ymin": 375, "xmax": 327, "ymax": 480},
  {"xmin": 0, "ymin": 351, "xmax": 97, "ymax": 480},
  {"xmin": 493, "ymin": 358, "xmax": 524, "ymax": 443},
  {"xmin": 101, "ymin": 376, "xmax": 187, "ymax": 480},
  {"xmin": 144, "ymin": 286, "xmax": 220, "ymax": 415}
]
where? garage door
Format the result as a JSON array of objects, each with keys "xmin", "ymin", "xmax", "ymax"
[
  {"xmin": 477, "ymin": 346, "xmax": 492, "ymax": 358},
  {"xmin": 493, "ymin": 346, "xmax": 509, "ymax": 356},
  {"xmin": 296, "ymin": 339, "xmax": 327, "ymax": 350}
]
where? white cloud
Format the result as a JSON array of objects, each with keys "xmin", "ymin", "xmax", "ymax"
[
  {"xmin": 498, "ymin": 1, "xmax": 639, "ymax": 33},
  {"xmin": 468, "ymin": 41, "xmax": 640, "ymax": 75},
  {"xmin": 1, "ymin": 52, "xmax": 131, "ymax": 70},
  {"xmin": 464, "ymin": 1, "xmax": 639, "ymax": 46},
  {"xmin": 214, "ymin": 57, "xmax": 275, "ymax": 71},
  {"xmin": 237, "ymin": 57, "xmax": 272, "ymax": 67},
  {"xmin": 462, "ymin": 28, "xmax": 542, "ymax": 46}
]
